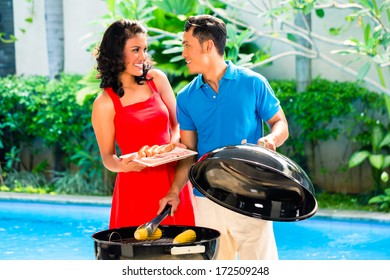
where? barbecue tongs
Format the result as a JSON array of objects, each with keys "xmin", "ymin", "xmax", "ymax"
[{"xmin": 134, "ymin": 204, "xmax": 172, "ymax": 239}]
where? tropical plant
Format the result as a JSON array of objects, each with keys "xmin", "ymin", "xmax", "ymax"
[
  {"xmin": 273, "ymin": 78, "xmax": 388, "ymax": 193},
  {"xmin": 197, "ymin": 0, "xmax": 390, "ymax": 96},
  {"xmin": 1, "ymin": 74, "xmax": 388, "ymax": 196},
  {"xmin": 52, "ymin": 170, "xmax": 107, "ymax": 195},
  {"xmin": 369, "ymin": 187, "xmax": 390, "ymax": 211},
  {"xmin": 0, "ymin": 74, "xmax": 92, "ymax": 172},
  {"xmin": 4, "ymin": 146, "xmax": 21, "ymax": 171},
  {"xmin": 348, "ymin": 124, "xmax": 390, "ymax": 193},
  {"xmin": 2, "ymin": 170, "xmax": 49, "ymax": 191},
  {"xmin": 76, "ymin": 0, "xmax": 267, "ymax": 102},
  {"xmin": 69, "ymin": 129, "xmax": 115, "ymax": 195}
]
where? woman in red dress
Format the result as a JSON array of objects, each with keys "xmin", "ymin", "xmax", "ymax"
[{"xmin": 91, "ymin": 19, "xmax": 194, "ymax": 229}]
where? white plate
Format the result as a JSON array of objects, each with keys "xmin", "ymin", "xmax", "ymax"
[{"xmin": 120, "ymin": 147, "xmax": 198, "ymax": 167}]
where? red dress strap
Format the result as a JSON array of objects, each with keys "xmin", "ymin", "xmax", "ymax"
[
  {"xmin": 105, "ymin": 88, "xmax": 122, "ymax": 113},
  {"xmin": 105, "ymin": 80, "xmax": 157, "ymax": 113},
  {"xmin": 146, "ymin": 79, "xmax": 158, "ymax": 94}
]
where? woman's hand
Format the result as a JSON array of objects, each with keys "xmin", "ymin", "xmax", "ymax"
[
  {"xmin": 158, "ymin": 191, "xmax": 180, "ymax": 216},
  {"xmin": 120, "ymin": 154, "xmax": 147, "ymax": 172}
]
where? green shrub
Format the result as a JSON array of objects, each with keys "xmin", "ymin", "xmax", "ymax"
[
  {"xmin": 1, "ymin": 170, "xmax": 55, "ymax": 194},
  {"xmin": 316, "ymin": 192, "xmax": 378, "ymax": 211},
  {"xmin": 0, "ymin": 74, "xmax": 111, "ymax": 195},
  {"xmin": 1, "ymin": 75, "xmax": 388, "ymax": 199},
  {"xmin": 272, "ymin": 79, "xmax": 388, "ymax": 190},
  {"xmin": 52, "ymin": 170, "xmax": 109, "ymax": 196},
  {"xmin": 0, "ymin": 74, "xmax": 90, "ymax": 169},
  {"xmin": 273, "ymin": 79, "xmax": 387, "ymax": 157}
]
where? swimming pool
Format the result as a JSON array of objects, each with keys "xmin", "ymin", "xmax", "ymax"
[
  {"xmin": 1, "ymin": 199, "xmax": 389, "ymax": 260},
  {"xmin": 0, "ymin": 199, "xmax": 109, "ymax": 260},
  {"xmin": 273, "ymin": 215, "xmax": 390, "ymax": 260}
]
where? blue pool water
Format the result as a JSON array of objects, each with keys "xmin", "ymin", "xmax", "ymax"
[
  {"xmin": 273, "ymin": 216, "xmax": 390, "ymax": 260},
  {"xmin": 1, "ymin": 199, "xmax": 389, "ymax": 260},
  {"xmin": 0, "ymin": 200, "xmax": 109, "ymax": 260}
]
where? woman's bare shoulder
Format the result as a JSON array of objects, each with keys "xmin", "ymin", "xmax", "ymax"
[
  {"xmin": 148, "ymin": 68, "xmax": 168, "ymax": 81},
  {"xmin": 93, "ymin": 90, "xmax": 114, "ymax": 110}
]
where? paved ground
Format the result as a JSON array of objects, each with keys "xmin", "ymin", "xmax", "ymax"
[{"xmin": 1, "ymin": 191, "xmax": 390, "ymax": 222}]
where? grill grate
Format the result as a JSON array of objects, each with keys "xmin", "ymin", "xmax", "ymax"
[
  {"xmin": 111, "ymin": 237, "xmax": 174, "ymax": 245},
  {"xmin": 108, "ymin": 231, "xmax": 174, "ymax": 245}
]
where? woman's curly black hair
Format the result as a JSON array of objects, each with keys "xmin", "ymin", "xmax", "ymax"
[{"xmin": 96, "ymin": 19, "xmax": 152, "ymax": 97}]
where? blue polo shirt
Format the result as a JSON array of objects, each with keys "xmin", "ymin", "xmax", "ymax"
[
  {"xmin": 177, "ymin": 60, "xmax": 280, "ymax": 156},
  {"xmin": 177, "ymin": 61, "xmax": 281, "ymax": 196}
]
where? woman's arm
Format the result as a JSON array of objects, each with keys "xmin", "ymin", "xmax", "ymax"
[{"xmin": 91, "ymin": 91, "xmax": 145, "ymax": 172}]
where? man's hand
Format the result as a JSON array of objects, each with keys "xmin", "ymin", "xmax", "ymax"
[{"xmin": 257, "ymin": 136, "xmax": 277, "ymax": 151}]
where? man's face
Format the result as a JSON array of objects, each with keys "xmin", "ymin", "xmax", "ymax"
[{"xmin": 181, "ymin": 27, "xmax": 207, "ymax": 74}]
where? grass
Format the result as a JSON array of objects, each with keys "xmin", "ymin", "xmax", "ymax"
[{"xmin": 316, "ymin": 192, "xmax": 380, "ymax": 212}]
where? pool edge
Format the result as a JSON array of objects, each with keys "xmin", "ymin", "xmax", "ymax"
[
  {"xmin": 0, "ymin": 192, "xmax": 111, "ymax": 206},
  {"xmin": 1, "ymin": 191, "xmax": 390, "ymax": 222}
]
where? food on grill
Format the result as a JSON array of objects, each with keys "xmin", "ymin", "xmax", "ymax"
[
  {"xmin": 93, "ymin": 225, "xmax": 220, "ymax": 260},
  {"xmin": 134, "ymin": 227, "xmax": 162, "ymax": 241},
  {"xmin": 173, "ymin": 229, "xmax": 197, "ymax": 244}
]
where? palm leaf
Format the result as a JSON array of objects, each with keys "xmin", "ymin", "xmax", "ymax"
[{"xmin": 348, "ymin": 150, "xmax": 370, "ymax": 168}]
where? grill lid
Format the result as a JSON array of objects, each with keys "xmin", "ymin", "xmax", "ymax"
[{"xmin": 188, "ymin": 144, "xmax": 317, "ymax": 221}]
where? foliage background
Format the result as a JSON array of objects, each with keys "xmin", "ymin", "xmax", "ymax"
[
  {"xmin": 1, "ymin": 0, "xmax": 389, "ymax": 210},
  {"xmin": 1, "ymin": 75, "xmax": 388, "ymax": 202}
]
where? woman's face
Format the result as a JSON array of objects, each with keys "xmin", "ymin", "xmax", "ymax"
[{"xmin": 123, "ymin": 33, "xmax": 148, "ymax": 76}]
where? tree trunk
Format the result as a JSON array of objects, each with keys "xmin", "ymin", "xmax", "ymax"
[
  {"xmin": 44, "ymin": 0, "xmax": 64, "ymax": 80},
  {"xmin": 294, "ymin": 11, "xmax": 312, "ymax": 93},
  {"xmin": 44, "ymin": 0, "xmax": 65, "ymax": 172},
  {"xmin": 53, "ymin": 142, "xmax": 65, "ymax": 173},
  {"xmin": 0, "ymin": 0, "xmax": 16, "ymax": 77}
]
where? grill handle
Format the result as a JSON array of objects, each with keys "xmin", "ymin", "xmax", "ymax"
[{"xmin": 171, "ymin": 245, "xmax": 206, "ymax": 255}]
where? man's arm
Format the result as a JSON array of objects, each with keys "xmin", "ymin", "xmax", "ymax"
[{"xmin": 258, "ymin": 108, "xmax": 289, "ymax": 151}]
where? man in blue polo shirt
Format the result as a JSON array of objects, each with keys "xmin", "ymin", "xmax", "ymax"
[{"xmin": 159, "ymin": 15, "xmax": 289, "ymax": 260}]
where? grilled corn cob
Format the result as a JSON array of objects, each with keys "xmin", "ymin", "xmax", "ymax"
[
  {"xmin": 173, "ymin": 229, "xmax": 197, "ymax": 244},
  {"xmin": 134, "ymin": 227, "xmax": 162, "ymax": 241}
]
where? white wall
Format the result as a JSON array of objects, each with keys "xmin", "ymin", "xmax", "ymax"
[
  {"xmin": 14, "ymin": 0, "xmax": 48, "ymax": 75},
  {"xmin": 13, "ymin": 0, "xmax": 389, "ymax": 93},
  {"xmin": 240, "ymin": 4, "xmax": 389, "ymax": 93},
  {"xmin": 13, "ymin": 0, "xmax": 106, "ymax": 75},
  {"xmin": 63, "ymin": 0, "xmax": 107, "ymax": 74}
]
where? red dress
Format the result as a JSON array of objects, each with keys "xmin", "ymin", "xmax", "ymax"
[{"xmin": 106, "ymin": 80, "xmax": 194, "ymax": 229}]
